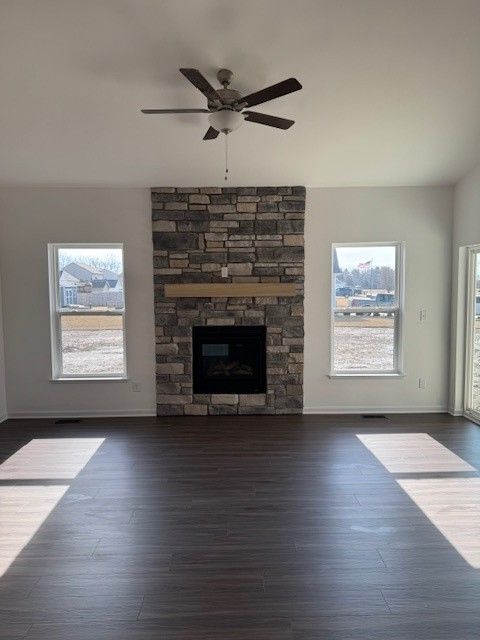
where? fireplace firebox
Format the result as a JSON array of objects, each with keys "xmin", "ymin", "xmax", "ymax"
[{"xmin": 192, "ymin": 326, "xmax": 267, "ymax": 394}]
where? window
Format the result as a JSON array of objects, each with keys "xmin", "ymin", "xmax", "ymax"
[
  {"xmin": 48, "ymin": 244, "xmax": 126, "ymax": 379},
  {"xmin": 331, "ymin": 243, "xmax": 404, "ymax": 376}
]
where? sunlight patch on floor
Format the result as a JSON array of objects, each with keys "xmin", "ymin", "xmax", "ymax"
[
  {"xmin": 356, "ymin": 433, "xmax": 475, "ymax": 473},
  {"xmin": 0, "ymin": 438, "xmax": 105, "ymax": 479},
  {"xmin": 0, "ymin": 438, "xmax": 104, "ymax": 576},
  {"xmin": 398, "ymin": 478, "xmax": 480, "ymax": 568},
  {"xmin": 357, "ymin": 432, "xmax": 480, "ymax": 568},
  {"xmin": 0, "ymin": 485, "xmax": 68, "ymax": 575}
]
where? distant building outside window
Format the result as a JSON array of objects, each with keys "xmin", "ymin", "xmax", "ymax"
[
  {"xmin": 48, "ymin": 244, "xmax": 126, "ymax": 379},
  {"xmin": 331, "ymin": 243, "xmax": 404, "ymax": 376}
]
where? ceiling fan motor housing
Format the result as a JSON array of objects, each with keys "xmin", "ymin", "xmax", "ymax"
[{"xmin": 209, "ymin": 88, "xmax": 242, "ymax": 109}]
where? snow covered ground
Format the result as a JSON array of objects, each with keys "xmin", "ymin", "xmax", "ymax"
[
  {"xmin": 60, "ymin": 315, "xmax": 124, "ymax": 375},
  {"xmin": 61, "ymin": 330, "xmax": 124, "ymax": 375}
]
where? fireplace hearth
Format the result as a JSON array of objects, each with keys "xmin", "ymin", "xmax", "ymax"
[{"xmin": 193, "ymin": 326, "xmax": 266, "ymax": 394}]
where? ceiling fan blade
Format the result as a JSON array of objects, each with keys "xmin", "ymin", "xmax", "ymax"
[
  {"xmin": 141, "ymin": 108, "xmax": 209, "ymax": 114},
  {"xmin": 179, "ymin": 68, "xmax": 222, "ymax": 104},
  {"xmin": 243, "ymin": 111, "xmax": 295, "ymax": 129},
  {"xmin": 203, "ymin": 127, "xmax": 219, "ymax": 140},
  {"xmin": 240, "ymin": 78, "xmax": 302, "ymax": 108}
]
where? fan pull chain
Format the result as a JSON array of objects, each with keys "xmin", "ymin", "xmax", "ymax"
[{"xmin": 224, "ymin": 133, "xmax": 229, "ymax": 181}]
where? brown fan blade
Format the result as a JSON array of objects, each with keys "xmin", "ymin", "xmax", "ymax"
[
  {"xmin": 141, "ymin": 108, "xmax": 209, "ymax": 114},
  {"xmin": 203, "ymin": 127, "xmax": 219, "ymax": 140},
  {"xmin": 179, "ymin": 68, "xmax": 222, "ymax": 105},
  {"xmin": 243, "ymin": 111, "xmax": 294, "ymax": 129},
  {"xmin": 240, "ymin": 78, "xmax": 302, "ymax": 108}
]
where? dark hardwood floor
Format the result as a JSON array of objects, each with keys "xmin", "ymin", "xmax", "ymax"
[{"xmin": 0, "ymin": 413, "xmax": 480, "ymax": 639}]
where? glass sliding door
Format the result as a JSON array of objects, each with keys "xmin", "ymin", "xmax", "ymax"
[{"xmin": 465, "ymin": 248, "xmax": 480, "ymax": 420}]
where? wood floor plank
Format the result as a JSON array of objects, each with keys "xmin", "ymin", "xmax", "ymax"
[
  {"xmin": 0, "ymin": 623, "xmax": 31, "ymax": 640},
  {"xmin": 382, "ymin": 583, "xmax": 480, "ymax": 613},
  {"xmin": 0, "ymin": 413, "xmax": 479, "ymax": 637},
  {"xmin": 290, "ymin": 612, "xmax": 480, "ymax": 639},
  {"xmin": 0, "ymin": 594, "xmax": 143, "ymax": 623},
  {"xmin": 23, "ymin": 621, "xmax": 293, "ymax": 640}
]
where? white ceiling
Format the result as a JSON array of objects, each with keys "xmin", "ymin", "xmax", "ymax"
[{"xmin": 1, "ymin": 0, "xmax": 480, "ymax": 187}]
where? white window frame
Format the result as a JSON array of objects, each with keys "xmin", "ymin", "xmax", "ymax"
[
  {"xmin": 48, "ymin": 243, "xmax": 127, "ymax": 381},
  {"xmin": 330, "ymin": 241, "xmax": 405, "ymax": 377},
  {"xmin": 464, "ymin": 245, "xmax": 480, "ymax": 423}
]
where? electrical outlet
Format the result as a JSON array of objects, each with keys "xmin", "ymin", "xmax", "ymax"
[
  {"xmin": 419, "ymin": 309, "xmax": 427, "ymax": 322},
  {"xmin": 418, "ymin": 378, "xmax": 426, "ymax": 389},
  {"xmin": 132, "ymin": 382, "xmax": 141, "ymax": 393},
  {"xmin": 221, "ymin": 266, "xmax": 228, "ymax": 278}
]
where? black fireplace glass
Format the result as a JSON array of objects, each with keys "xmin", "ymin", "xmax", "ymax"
[{"xmin": 192, "ymin": 325, "xmax": 266, "ymax": 394}]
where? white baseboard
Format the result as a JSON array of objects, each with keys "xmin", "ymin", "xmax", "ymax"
[
  {"xmin": 7, "ymin": 409, "xmax": 156, "ymax": 419},
  {"xmin": 303, "ymin": 405, "xmax": 448, "ymax": 415},
  {"xmin": 0, "ymin": 413, "xmax": 7, "ymax": 423},
  {"xmin": 5, "ymin": 407, "xmax": 453, "ymax": 418},
  {"xmin": 447, "ymin": 406, "xmax": 464, "ymax": 416}
]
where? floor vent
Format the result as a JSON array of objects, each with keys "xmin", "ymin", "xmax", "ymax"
[
  {"xmin": 361, "ymin": 414, "xmax": 388, "ymax": 419},
  {"xmin": 54, "ymin": 418, "xmax": 82, "ymax": 424}
]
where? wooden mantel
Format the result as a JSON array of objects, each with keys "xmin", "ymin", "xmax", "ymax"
[{"xmin": 164, "ymin": 283, "xmax": 298, "ymax": 298}]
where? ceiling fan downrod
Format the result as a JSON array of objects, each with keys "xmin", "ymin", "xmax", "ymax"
[{"xmin": 224, "ymin": 133, "xmax": 229, "ymax": 181}]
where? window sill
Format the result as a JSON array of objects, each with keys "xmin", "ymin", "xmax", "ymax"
[
  {"xmin": 328, "ymin": 372, "xmax": 405, "ymax": 379},
  {"xmin": 50, "ymin": 377, "xmax": 129, "ymax": 383}
]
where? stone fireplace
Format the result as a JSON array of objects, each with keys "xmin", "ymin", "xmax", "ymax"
[{"xmin": 152, "ymin": 186, "xmax": 305, "ymax": 415}]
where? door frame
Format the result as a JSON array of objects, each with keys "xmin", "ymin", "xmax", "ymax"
[{"xmin": 464, "ymin": 245, "xmax": 480, "ymax": 423}]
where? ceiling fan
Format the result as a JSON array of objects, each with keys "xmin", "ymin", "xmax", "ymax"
[{"xmin": 141, "ymin": 68, "xmax": 302, "ymax": 140}]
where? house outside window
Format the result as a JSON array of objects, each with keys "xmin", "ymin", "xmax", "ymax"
[
  {"xmin": 331, "ymin": 242, "xmax": 404, "ymax": 376},
  {"xmin": 48, "ymin": 244, "xmax": 126, "ymax": 380}
]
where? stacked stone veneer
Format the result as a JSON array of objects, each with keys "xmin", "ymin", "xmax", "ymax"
[{"xmin": 152, "ymin": 186, "xmax": 305, "ymax": 416}]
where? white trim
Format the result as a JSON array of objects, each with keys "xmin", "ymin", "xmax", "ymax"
[
  {"xmin": 48, "ymin": 243, "xmax": 127, "ymax": 380},
  {"xmin": 54, "ymin": 310, "xmax": 124, "ymax": 316},
  {"xmin": 4, "ymin": 410, "xmax": 474, "ymax": 420},
  {"xmin": 328, "ymin": 372, "xmax": 405, "ymax": 379},
  {"xmin": 330, "ymin": 242, "xmax": 405, "ymax": 376},
  {"xmin": 464, "ymin": 246, "xmax": 480, "ymax": 416},
  {"xmin": 450, "ymin": 246, "xmax": 469, "ymax": 415},
  {"xmin": 448, "ymin": 406, "xmax": 464, "ymax": 417},
  {"xmin": 8, "ymin": 409, "xmax": 156, "ymax": 419},
  {"xmin": 49, "ymin": 377, "xmax": 129, "ymax": 383},
  {"xmin": 0, "ymin": 413, "xmax": 8, "ymax": 423},
  {"xmin": 303, "ymin": 405, "xmax": 448, "ymax": 414},
  {"xmin": 333, "ymin": 307, "xmax": 400, "ymax": 314}
]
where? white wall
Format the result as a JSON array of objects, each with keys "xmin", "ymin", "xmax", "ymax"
[
  {"xmin": 450, "ymin": 164, "xmax": 480, "ymax": 414},
  {"xmin": 304, "ymin": 187, "xmax": 454, "ymax": 413},
  {"xmin": 0, "ymin": 275, "xmax": 7, "ymax": 421},
  {"xmin": 0, "ymin": 185, "xmax": 454, "ymax": 417},
  {"xmin": 0, "ymin": 188, "xmax": 156, "ymax": 417}
]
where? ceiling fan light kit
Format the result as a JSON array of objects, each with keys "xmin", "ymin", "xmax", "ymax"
[
  {"xmin": 141, "ymin": 68, "xmax": 302, "ymax": 179},
  {"xmin": 141, "ymin": 68, "xmax": 302, "ymax": 139},
  {"xmin": 208, "ymin": 109, "xmax": 244, "ymax": 134}
]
